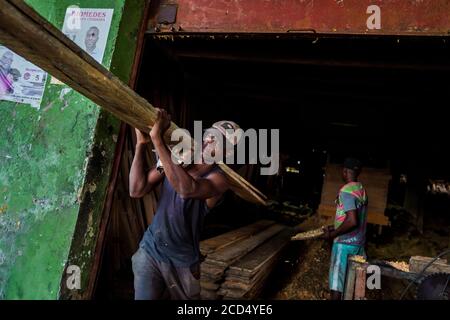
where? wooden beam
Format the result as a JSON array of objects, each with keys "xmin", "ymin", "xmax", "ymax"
[
  {"xmin": 409, "ymin": 256, "xmax": 450, "ymax": 275},
  {"xmin": 206, "ymin": 224, "xmax": 285, "ymax": 267},
  {"xmin": 200, "ymin": 220, "xmax": 275, "ymax": 255},
  {"xmin": 0, "ymin": 0, "xmax": 267, "ymax": 206},
  {"xmin": 354, "ymin": 266, "xmax": 367, "ymax": 300},
  {"xmin": 343, "ymin": 259, "xmax": 357, "ymax": 300}
]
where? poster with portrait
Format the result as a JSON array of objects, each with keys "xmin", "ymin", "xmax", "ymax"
[
  {"xmin": 0, "ymin": 45, "xmax": 48, "ymax": 108},
  {"xmin": 62, "ymin": 8, "xmax": 114, "ymax": 64}
]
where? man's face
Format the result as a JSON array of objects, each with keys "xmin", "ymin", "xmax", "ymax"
[
  {"xmin": 85, "ymin": 28, "xmax": 99, "ymax": 51},
  {"xmin": 0, "ymin": 52, "xmax": 13, "ymax": 70},
  {"xmin": 342, "ymin": 168, "xmax": 349, "ymax": 182},
  {"xmin": 202, "ymin": 129, "xmax": 224, "ymax": 163}
]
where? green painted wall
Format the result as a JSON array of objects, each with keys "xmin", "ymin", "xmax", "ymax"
[{"xmin": 0, "ymin": 0, "xmax": 146, "ymax": 299}]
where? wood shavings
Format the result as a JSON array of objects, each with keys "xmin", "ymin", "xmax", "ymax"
[
  {"xmin": 291, "ymin": 227, "xmax": 325, "ymax": 241},
  {"xmin": 351, "ymin": 255, "xmax": 367, "ymax": 263},
  {"xmin": 386, "ymin": 260, "xmax": 410, "ymax": 272}
]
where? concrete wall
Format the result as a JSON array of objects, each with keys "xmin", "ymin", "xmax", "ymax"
[{"xmin": 0, "ymin": 0, "xmax": 146, "ymax": 299}]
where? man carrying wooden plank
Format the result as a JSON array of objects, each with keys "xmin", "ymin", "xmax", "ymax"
[
  {"xmin": 129, "ymin": 108, "xmax": 242, "ymax": 300},
  {"xmin": 321, "ymin": 158, "xmax": 369, "ymax": 300}
]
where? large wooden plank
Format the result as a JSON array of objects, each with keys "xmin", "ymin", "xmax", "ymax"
[
  {"xmin": 200, "ymin": 281, "xmax": 220, "ymax": 291},
  {"xmin": 207, "ymin": 224, "xmax": 285, "ymax": 265},
  {"xmin": 409, "ymin": 256, "xmax": 450, "ymax": 275},
  {"xmin": 223, "ymin": 250, "xmax": 281, "ymax": 290},
  {"xmin": 0, "ymin": 0, "xmax": 267, "ymax": 206},
  {"xmin": 201, "ymin": 263, "xmax": 227, "ymax": 277},
  {"xmin": 354, "ymin": 266, "xmax": 367, "ymax": 300},
  {"xmin": 200, "ymin": 220, "xmax": 275, "ymax": 255},
  {"xmin": 228, "ymin": 228, "xmax": 292, "ymax": 275},
  {"xmin": 220, "ymin": 262, "xmax": 276, "ymax": 300}
]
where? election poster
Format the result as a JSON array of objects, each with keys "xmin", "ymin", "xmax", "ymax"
[
  {"xmin": 62, "ymin": 7, "xmax": 114, "ymax": 64},
  {"xmin": 0, "ymin": 45, "xmax": 48, "ymax": 109},
  {"xmin": 51, "ymin": 7, "xmax": 114, "ymax": 85}
]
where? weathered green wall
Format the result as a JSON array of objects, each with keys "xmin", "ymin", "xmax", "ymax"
[{"xmin": 0, "ymin": 0, "xmax": 145, "ymax": 299}]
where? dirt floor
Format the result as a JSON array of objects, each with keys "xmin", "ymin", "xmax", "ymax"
[
  {"xmin": 270, "ymin": 238, "xmax": 331, "ymax": 300},
  {"xmin": 263, "ymin": 207, "xmax": 450, "ymax": 300}
]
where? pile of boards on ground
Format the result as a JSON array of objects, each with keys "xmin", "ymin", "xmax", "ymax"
[{"xmin": 200, "ymin": 220, "xmax": 293, "ymax": 300}]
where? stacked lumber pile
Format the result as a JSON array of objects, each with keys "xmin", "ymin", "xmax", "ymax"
[
  {"xmin": 200, "ymin": 220, "xmax": 293, "ymax": 300},
  {"xmin": 219, "ymin": 228, "xmax": 293, "ymax": 299}
]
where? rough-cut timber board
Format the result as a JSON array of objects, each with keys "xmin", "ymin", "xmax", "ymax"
[
  {"xmin": 201, "ymin": 263, "xmax": 227, "ymax": 277},
  {"xmin": 200, "ymin": 274, "xmax": 222, "ymax": 283},
  {"xmin": 223, "ymin": 251, "xmax": 281, "ymax": 290},
  {"xmin": 0, "ymin": 0, "xmax": 267, "ymax": 206},
  {"xmin": 207, "ymin": 224, "xmax": 285, "ymax": 266},
  {"xmin": 220, "ymin": 268, "xmax": 272, "ymax": 300},
  {"xmin": 200, "ymin": 220, "xmax": 275, "ymax": 254},
  {"xmin": 203, "ymin": 258, "xmax": 227, "ymax": 268},
  {"xmin": 409, "ymin": 256, "xmax": 450, "ymax": 275},
  {"xmin": 228, "ymin": 228, "xmax": 292, "ymax": 275},
  {"xmin": 200, "ymin": 281, "xmax": 220, "ymax": 291}
]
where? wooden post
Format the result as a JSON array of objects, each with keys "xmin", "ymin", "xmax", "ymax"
[
  {"xmin": 343, "ymin": 259, "xmax": 357, "ymax": 300},
  {"xmin": 0, "ymin": 0, "xmax": 267, "ymax": 206},
  {"xmin": 354, "ymin": 266, "xmax": 367, "ymax": 300}
]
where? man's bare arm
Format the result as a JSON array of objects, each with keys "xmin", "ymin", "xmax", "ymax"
[
  {"xmin": 150, "ymin": 108, "xmax": 229, "ymax": 200},
  {"xmin": 323, "ymin": 210, "xmax": 358, "ymax": 240},
  {"xmin": 129, "ymin": 130, "xmax": 164, "ymax": 198}
]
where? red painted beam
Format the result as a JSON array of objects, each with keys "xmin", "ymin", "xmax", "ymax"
[{"xmin": 152, "ymin": 0, "xmax": 450, "ymax": 35}]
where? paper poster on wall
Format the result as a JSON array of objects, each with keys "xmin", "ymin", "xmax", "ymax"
[
  {"xmin": 51, "ymin": 7, "xmax": 114, "ymax": 85},
  {"xmin": 0, "ymin": 45, "xmax": 48, "ymax": 108},
  {"xmin": 62, "ymin": 8, "xmax": 114, "ymax": 64}
]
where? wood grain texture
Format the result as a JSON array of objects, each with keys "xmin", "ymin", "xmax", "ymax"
[
  {"xmin": 206, "ymin": 224, "xmax": 285, "ymax": 265},
  {"xmin": 409, "ymin": 256, "xmax": 450, "ymax": 274},
  {"xmin": 200, "ymin": 220, "xmax": 275, "ymax": 254},
  {"xmin": 354, "ymin": 266, "xmax": 367, "ymax": 300},
  {"xmin": 228, "ymin": 228, "xmax": 292, "ymax": 275}
]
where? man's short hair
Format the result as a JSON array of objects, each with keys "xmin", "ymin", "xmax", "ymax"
[
  {"xmin": 8, "ymin": 68, "xmax": 21, "ymax": 82},
  {"xmin": 343, "ymin": 157, "xmax": 362, "ymax": 172}
]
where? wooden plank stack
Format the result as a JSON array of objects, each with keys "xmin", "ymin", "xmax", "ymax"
[{"xmin": 200, "ymin": 220, "xmax": 293, "ymax": 300}]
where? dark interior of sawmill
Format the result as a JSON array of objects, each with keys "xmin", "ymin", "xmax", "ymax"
[{"xmin": 94, "ymin": 35, "xmax": 450, "ymax": 300}]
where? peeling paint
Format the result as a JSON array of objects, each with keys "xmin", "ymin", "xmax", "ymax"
[
  {"xmin": 161, "ymin": 0, "xmax": 450, "ymax": 35},
  {"xmin": 0, "ymin": 0, "xmax": 130, "ymax": 300},
  {"xmin": 59, "ymin": 88, "xmax": 72, "ymax": 101}
]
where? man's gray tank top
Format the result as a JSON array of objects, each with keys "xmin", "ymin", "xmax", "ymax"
[{"xmin": 140, "ymin": 167, "xmax": 222, "ymax": 268}]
